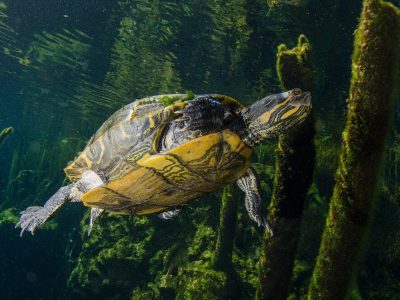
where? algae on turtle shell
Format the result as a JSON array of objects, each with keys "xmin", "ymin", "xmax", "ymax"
[
  {"xmin": 0, "ymin": 127, "xmax": 13, "ymax": 147},
  {"xmin": 308, "ymin": 1, "xmax": 400, "ymax": 299}
]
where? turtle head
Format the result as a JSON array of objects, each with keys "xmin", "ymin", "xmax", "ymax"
[{"xmin": 241, "ymin": 88, "xmax": 311, "ymax": 147}]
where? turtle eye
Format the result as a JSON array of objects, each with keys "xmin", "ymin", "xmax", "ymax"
[{"xmin": 292, "ymin": 88, "xmax": 302, "ymax": 96}]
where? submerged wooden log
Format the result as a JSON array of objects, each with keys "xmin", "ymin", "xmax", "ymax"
[
  {"xmin": 258, "ymin": 35, "xmax": 315, "ymax": 300},
  {"xmin": 212, "ymin": 184, "xmax": 239, "ymax": 298},
  {"xmin": 213, "ymin": 184, "xmax": 238, "ymax": 272},
  {"xmin": 308, "ymin": 1, "xmax": 400, "ymax": 299}
]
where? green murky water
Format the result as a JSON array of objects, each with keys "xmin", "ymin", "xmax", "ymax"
[{"xmin": 1, "ymin": 0, "xmax": 400, "ymax": 299}]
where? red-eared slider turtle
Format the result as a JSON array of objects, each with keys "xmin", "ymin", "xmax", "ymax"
[{"xmin": 16, "ymin": 90, "xmax": 311, "ymax": 236}]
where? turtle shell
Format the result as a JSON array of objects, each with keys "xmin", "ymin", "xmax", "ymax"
[
  {"xmin": 64, "ymin": 94, "xmax": 189, "ymax": 181},
  {"xmin": 65, "ymin": 94, "xmax": 249, "ymax": 215}
]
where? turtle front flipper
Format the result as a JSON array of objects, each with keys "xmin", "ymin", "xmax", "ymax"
[
  {"xmin": 16, "ymin": 185, "xmax": 74, "ymax": 236},
  {"xmin": 16, "ymin": 170, "xmax": 104, "ymax": 236},
  {"xmin": 236, "ymin": 167, "xmax": 273, "ymax": 236}
]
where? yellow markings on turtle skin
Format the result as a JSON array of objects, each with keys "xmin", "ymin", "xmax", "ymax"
[
  {"xmin": 152, "ymin": 125, "xmax": 167, "ymax": 152},
  {"xmin": 148, "ymin": 114, "xmax": 156, "ymax": 129},
  {"xmin": 258, "ymin": 111, "xmax": 272, "ymax": 124},
  {"xmin": 64, "ymin": 151, "xmax": 94, "ymax": 181},
  {"xmin": 211, "ymin": 95, "xmax": 243, "ymax": 110},
  {"xmin": 170, "ymin": 101, "xmax": 186, "ymax": 111},
  {"xmin": 80, "ymin": 151, "xmax": 94, "ymax": 167},
  {"xmin": 223, "ymin": 130, "xmax": 252, "ymax": 159},
  {"xmin": 126, "ymin": 146, "xmax": 152, "ymax": 164},
  {"xmin": 130, "ymin": 152, "xmax": 150, "ymax": 163},
  {"xmin": 281, "ymin": 107, "xmax": 298, "ymax": 120},
  {"xmin": 258, "ymin": 98, "xmax": 290, "ymax": 124}
]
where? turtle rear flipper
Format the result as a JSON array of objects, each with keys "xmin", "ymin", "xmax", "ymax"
[
  {"xmin": 88, "ymin": 208, "xmax": 104, "ymax": 236},
  {"xmin": 237, "ymin": 167, "xmax": 273, "ymax": 236},
  {"xmin": 157, "ymin": 208, "xmax": 181, "ymax": 220}
]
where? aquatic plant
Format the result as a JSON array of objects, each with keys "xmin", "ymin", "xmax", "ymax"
[
  {"xmin": 102, "ymin": 0, "xmax": 182, "ymax": 100},
  {"xmin": 308, "ymin": 0, "xmax": 400, "ymax": 299},
  {"xmin": 258, "ymin": 34, "xmax": 315, "ymax": 300},
  {"xmin": 267, "ymin": 0, "xmax": 309, "ymax": 7},
  {"xmin": 0, "ymin": 126, "xmax": 12, "ymax": 147},
  {"xmin": 22, "ymin": 29, "xmax": 95, "ymax": 116},
  {"xmin": 0, "ymin": 2, "xmax": 24, "ymax": 76},
  {"xmin": 0, "ymin": 207, "xmax": 18, "ymax": 225}
]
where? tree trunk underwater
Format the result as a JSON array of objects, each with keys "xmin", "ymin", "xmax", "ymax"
[
  {"xmin": 258, "ymin": 35, "xmax": 316, "ymax": 300},
  {"xmin": 212, "ymin": 184, "xmax": 239, "ymax": 298},
  {"xmin": 213, "ymin": 184, "xmax": 238, "ymax": 273},
  {"xmin": 308, "ymin": 1, "xmax": 400, "ymax": 299}
]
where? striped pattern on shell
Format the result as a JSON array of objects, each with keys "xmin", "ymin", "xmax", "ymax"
[{"xmin": 63, "ymin": 94, "xmax": 249, "ymax": 215}]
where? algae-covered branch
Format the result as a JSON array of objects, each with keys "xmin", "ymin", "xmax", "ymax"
[
  {"xmin": 308, "ymin": 0, "xmax": 400, "ymax": 299},
  {"xmin": 258, "ymin": 34, "xmax": 315, "ymax": 300}
]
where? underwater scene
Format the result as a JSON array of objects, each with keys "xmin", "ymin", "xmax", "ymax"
[{"xmin": 1, "ymin": 0, "xmax": 400, "ymax": 299}]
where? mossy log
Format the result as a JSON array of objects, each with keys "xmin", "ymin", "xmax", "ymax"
[
  {"xmin": 0, "ymin": 127, "xmax": 13, "ymax": 147},
  {"xmin": 212, "ymin": 184, "xmax": 239, "ymax": 298},
  {"xmin": 213, "ymin": 184, "xmax": 238, "ymax": 272},
  {"xmin": 308, "ymin": 1, "xmax": 400, "ymax": 299},
  {"xmin": 258, "ymin": 35, "xmax": 315, "ymax": 300}
]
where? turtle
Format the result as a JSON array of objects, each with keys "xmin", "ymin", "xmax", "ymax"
[{"xmin": 16, "ymin": 89, "xmax": 311, "ymax": 236}]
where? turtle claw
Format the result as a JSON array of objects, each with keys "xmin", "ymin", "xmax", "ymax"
[
  {"xmin": 262, "ymin": 217, "xmax": 274, "ymax": 236},
  {"xmin": 174, "ymin": 110, "xmax": 184, "ymax": 116},
  {"xmin": 87, "ymin": 208, "xmax": 104, "ymax": 236},
  {"xmin": 248, "ymin": 213, "xmax": 273, "ymax": 236},
  {"xmin": 158, "ymin": 208, "xmax": 181, "ymax": 220},
  {"xmin": 175, "ymin": 116, "xmax": 190, "ymax": 123},
  {"xmin": 16, "ymin": 206, "xmax": 47, "ymax": 237}
]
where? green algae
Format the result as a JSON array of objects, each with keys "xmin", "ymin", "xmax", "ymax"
[
  {"xmin": 308, "ymin": 1, "xmax": 400, "ymax": 299},
  {"xmin": 159, "ymin": 90, "xmax": 195, "ymax": 107},
  {"xmin": 0, "ymin": 127, "xmax": 13, "ymax": 147},
  {"xmin": 176, "ymin": 266, "xmax": 228, "ymax": 300},
  {"xmin": 0, "ymin": 208, "xmax": 18, "ymax": 226},
  {"xmin": 68, "ymin": 214, "xmax": 157, "ymax": 298}
]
